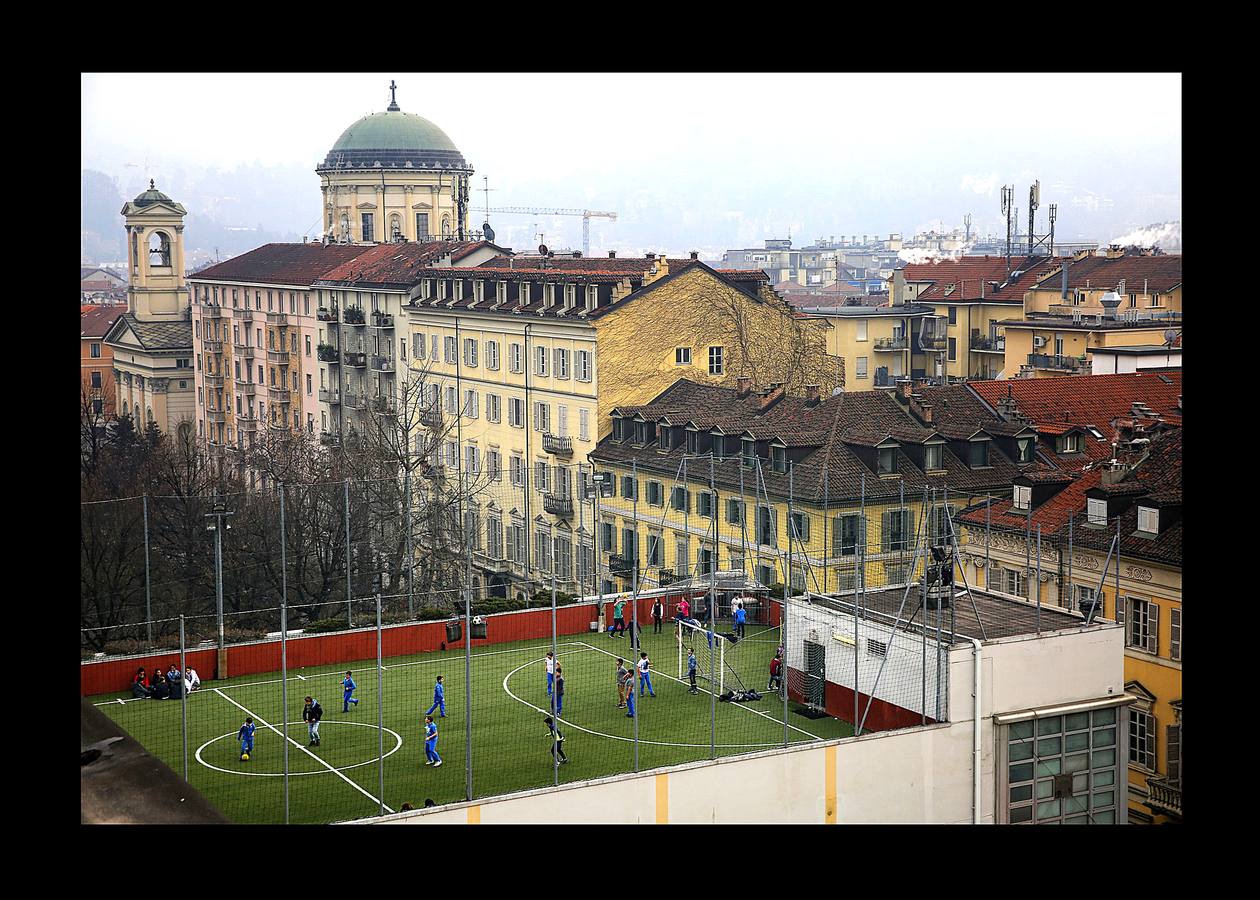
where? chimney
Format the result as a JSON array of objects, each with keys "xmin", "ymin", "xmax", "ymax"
[
  {"xmin": 608, "ymin": 251, "xmax": 616, "ymax": 259},
  {"xmin": 897, "ymin": 379, "xmax": 914, "ymax": 400},
  {"xmin": 1061, "ymin": 259, "xmax": 1070, "ymax": 299},
  {"xmin": 759, "ymin": 383, "xmax": 786, "ymax": 410},
  {"xmin": 645, "ymin": 252, "xmax": 655, "ymax": 260},
  {"xmin": 736, "ymin": 375, "xmax": 753, "ymax": 397},
  {"xmin": 805, "ymin": 383, "xmax": 820, "ymax": 404},
  {"xmin": 690, "ymin": 251, "xmax": 699, "ymax": 260},
  {"xmin": 893, "ymin": 269, "xmax": 905, "ymax": 306}
]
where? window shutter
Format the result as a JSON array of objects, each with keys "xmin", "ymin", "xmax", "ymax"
[
  {"xmin": 1147, "ymin": 602, "xmax": 1159, "ymax": 655},
  {"xmin": 1170, "ymin": 607, "xmax": 1181, "ymax": 661},
  {"xmin": 881, "ymin": 511, "xmax": 891, "ymax": 553},
  {"xmin": 905, "ymin": 510, "xmax": 916, "ymax": 550},
  {"xmin": 1116, "ymin": 595, "xmax": 1125, "ymax": 626},
  {"xmin": 1166, "ymin": 724, "xmax": 1180, "ymax": 783}
]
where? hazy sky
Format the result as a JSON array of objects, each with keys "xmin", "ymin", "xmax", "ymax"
[{"xmin": 82, "ymin": 73, "xmax": 1181, "ymax": 256}]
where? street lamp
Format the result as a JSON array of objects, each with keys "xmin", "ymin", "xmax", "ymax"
[{"xmin": 205, "ymin": 496, "xmax": 234, "ymax": 678}]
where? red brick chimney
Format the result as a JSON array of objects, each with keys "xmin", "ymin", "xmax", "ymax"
[
  {"xmin": 898, "ymin": 380, "xmax": 914, "ymax": 400},
  {"xmin": 759, "ymin": 383, "xmax": 786, "ymax": 410},
  {"xmin": 736, "ymin": 376, "xmax": 753, "ymax": 397},
  {"xmin": 805, "ymin": 383, "xmax": 820, "ymax": 404}
]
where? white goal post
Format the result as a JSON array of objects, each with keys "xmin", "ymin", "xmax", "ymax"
[{"xmin": 677, "ymin": 618, "xmax": 725, "ymax": 694}]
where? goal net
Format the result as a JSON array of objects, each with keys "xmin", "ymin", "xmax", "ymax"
[{"xmin": 676, "ymin": 618, "xmax": 726, "ymax": 694}]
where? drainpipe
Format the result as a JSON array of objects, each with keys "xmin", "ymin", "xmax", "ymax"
[{"xmin": 968, "ymin": 637, "xmax": 983, "ymax": 824}]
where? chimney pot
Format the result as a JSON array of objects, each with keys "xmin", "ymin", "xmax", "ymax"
[
  {"xmin": 645, "ymin": 252, "xmax": 655, "ymax": 260},
  {"xmin": 805, "ymin": 383, "xmax": 820, "ymax": 403},
  {"xmin": 690, "ymin": 251, "xmax": 699, "ymax": 260},
  {"xmin": 608, "ymin": 251, "xmax": 616, "ymax": 258}
]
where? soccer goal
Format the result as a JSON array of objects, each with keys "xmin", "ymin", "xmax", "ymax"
[{"xmin": 677, "ymin": 618, "xmax": 726, "ymax": 694}]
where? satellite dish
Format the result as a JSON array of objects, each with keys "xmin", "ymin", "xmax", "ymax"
[
  {"xmin": 1163, "ymin": 329, "xmax": 1178, "ymax": 347},
  {"xmin": 538, "ymin": 244, "xmax": 549, "ymax": 255},
  {"xmin": 482, "ymin": 223, "xmax": 495, "ymax": 242}
]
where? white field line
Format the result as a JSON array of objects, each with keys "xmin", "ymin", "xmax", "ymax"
[
  {"xmin": 499, "ymin": 652, "xmax": 791, "ymax": 749},
  {"xmin": 295, "ymin": 674, "xmax": 306, "ymax": 681},
  {"xmin": 95, "ymin": 641, "xmax": 590, "ymax": 706},
  {"xmin": 211, "ymin": 687, "xmax": 393, "ymax": 814},
  {"xmin": 576, "ymin": 641, "xmax": 820, "ymax": 741}
]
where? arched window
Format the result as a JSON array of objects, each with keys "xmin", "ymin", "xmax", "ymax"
[
  {"xmin": 146, "ymin": 406, "xmax": 154, "ymax": 423},
  {"xmin": 148, "ymin": 232, "xmax": 171, "ymax": 268},
  {"xmin": 122, "ymin": 400, "xmax": 129, "ymax": 418}
]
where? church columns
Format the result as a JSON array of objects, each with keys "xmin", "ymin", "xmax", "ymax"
[{"xmin": 404, "ymin": 185, "xmax": 415, "ymax": 240}]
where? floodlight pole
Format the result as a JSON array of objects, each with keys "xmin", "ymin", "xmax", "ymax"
[
  {"xmin": 205, "ymin": 495, "xmax": 233, "ymax": 679},
  {"xmin": 179, "ymin": 614, "xmax": 188, "ymax": 783},
  {"xmin": 143, "ymin": 494, "xmax": 152, "ymax": 645}
]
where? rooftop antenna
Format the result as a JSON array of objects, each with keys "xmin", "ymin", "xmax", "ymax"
[
  {"xmin": 1001, "ymin": 185, "xmax": 1014, "ymax": 278},
  {"xmin": 1027, "ymin": 181, "xmax": 1040, "ymax": 256},
  {"xmin": 387, "ymin": 79, "xmax": 400, "ymax": 112}
]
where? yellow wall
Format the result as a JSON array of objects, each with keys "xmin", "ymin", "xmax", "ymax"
[
  {"xmin": 1024, "ymin": 285, "xmax": 1182, "ymax": 317},
  {"xmin": 821, "ymin": 314, "xmax": 913, "ymax": 391},
  {"xmin": 594, "ymin": 267, "xmax": 843, "ymax": 422}
]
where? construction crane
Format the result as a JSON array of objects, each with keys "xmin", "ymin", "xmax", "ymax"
[{"xmin": 483, "ymin": 207, "xmax": 617, "ymax": 257}]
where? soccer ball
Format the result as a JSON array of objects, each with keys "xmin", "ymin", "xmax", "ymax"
[{"xmin": 241, "ymin": 753, "xmax": 250, "ymax": 761}]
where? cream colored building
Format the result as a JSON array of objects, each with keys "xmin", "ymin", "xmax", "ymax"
[
  {"xmin": 318, "ymin": 83, "xmax": 473, "ymax": 244},
  {"xmin": 104, "ymin": 182, "xmax": 195, "ymax": 439}
]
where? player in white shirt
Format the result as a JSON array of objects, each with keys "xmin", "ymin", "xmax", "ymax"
[{"xmin": 636, "ymin": 652, "xmax": 655, "ymax": 698}]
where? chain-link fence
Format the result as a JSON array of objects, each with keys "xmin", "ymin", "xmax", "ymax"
[{"xmin": 84, "ymin": 459, "xmax": 1091, "ymax": 823}]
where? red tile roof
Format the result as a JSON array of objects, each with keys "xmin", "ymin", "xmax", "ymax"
[
  {"xmin": 1031, "ymin": 253, "xmax": 1182, "ymax": 293},
  {"xmin": 903, "ymin": 255, "xmax": 1059, "ymax": 303},
  {"xmin": 81, "ymin": 304, "xmax": 128, "ymax": 339},
  {"xmin": 317, "ymin": 241, "xmax": 491, "ymax": 285},
  {"xmin": 479, "ymin": 255, "xmax": 661, "ymax": 274},
  {"xmin": 190, "ymin": 243, "xmax": 377, "ymax": 286},
  {"xmin": 969, "ymin": 372, "xmax": 1183, "ymax": 435}
]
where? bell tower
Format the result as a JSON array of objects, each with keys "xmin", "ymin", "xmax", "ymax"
[{"xmin": 122, "ymin": 180, "xmax": 189, "ymax": 320}]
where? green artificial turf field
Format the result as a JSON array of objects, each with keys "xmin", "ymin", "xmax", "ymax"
[{"xmin": 90, "ymin": 623, "xmax": 851, "ymax": 823}]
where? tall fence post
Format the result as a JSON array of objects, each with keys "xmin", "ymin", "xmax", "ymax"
[
  {"xmin": 376, "ymin": 592, "xmax": 385, "ymax": 816},
  {"xmin": 1035, "ymin": 524, "xmax": 1042, "ymax": 637},
  {"xmin": 631, "ymin": 459, "xmax": 640, "ymax": 773},
  {"xmin": 281, "ymin": 582, "xmax": 290, "ymax": 824},
  {"xmin": 464, "ymin": 555, "xmax": 473, "ymax": 802},
  {"xmin": 143, "ymin": 494, "xmax": 153, "ymax": 645},
  {"xmin": 344, "ymin": 479, "xmax": 353, "ymax": 627},
  {"xmin": 179, "ymin": 614, "xmax": 188, "ymax": 783},
  {"xmin": 709, "ymin": 454, "xmax": 717, "ymax": 760},
  {"xmin": 551, "ymin": 570, "xmax": 560, "ymax": 786},
  {"xmin": 784, "ymin": 465, "xmax": 793, "ymax": 748},
  {"xmin": 405, "ymin": 468, "xmax": 414, "ymax": 617}
]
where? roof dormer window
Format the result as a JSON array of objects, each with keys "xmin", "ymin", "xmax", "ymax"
[
  {"xmin": 1013, "ymin": 484, "xmax": 1032, "ymax": 511},
  {"xmin": 1137, "ymin": 505, "xmax": 1159, "ymax": 535},
  {"xmin": 658, "ymin": 427, "xmax": 670, "ymax": 451},
  {"xmin": 771, "ymin": 445, "xmax": 787, "ymax": 474},
  {"xmin": 924, "ymin": 443, "xmax": 944, "ymax": 472},
  {"xmin": 742, "ymin": 438, "xmax": 757, "ymax": 469},
  {"xmin": 686, "ymin": 429, "xmax": 699, "ymax": 455},
  {"xmin": 1058, "ymin": 433, "xmax": 1081, "ymax": 454},
  {"xmin": 970, "ymin": 439, "xmax": 990, "ymax": 468},
  {"xmin": 878, "ymin": 446, "xmax": 897, "ymax": 475},
  {"xmin": 1016, "ymin": 436, "xmax": 1035, "ymax": 464},
  {"xmin": 1087, "ymin": 497, "xmax": 1108, "ymax": 526}
]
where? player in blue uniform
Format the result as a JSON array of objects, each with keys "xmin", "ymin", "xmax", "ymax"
[
  {"xmin": 341, "ymin": 671, "xmax": 359, "ymax": 712},
  {"xmin": 734, "ymin": 602, "xmax": 747, "ymax": 640},
  {"xmin": 426, "ymin": 675, "xmax": 446, "ymax": 717},
  {"xmin": 238, "ymin": 717, "xmax": 256, "ymax": 760},
  {"xmin": 424, "ymin": 714, "xmax": 442, "ymax": 767},
  {"xmin": 687, "ymin": 647, "xmax": 699, "ymax": 694}
]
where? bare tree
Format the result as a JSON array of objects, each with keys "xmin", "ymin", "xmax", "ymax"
[{"xmin": 80, "ymin": 376, "xmax": 116, "ymax": 479}]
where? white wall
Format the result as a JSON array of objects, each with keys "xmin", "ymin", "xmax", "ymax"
[{"xmin": 1090, "ymin": 350, "xmax": 1182, "ymax": 375}]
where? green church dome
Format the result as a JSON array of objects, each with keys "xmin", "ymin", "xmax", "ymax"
[{"xmin": 319, "ymin": 108, "xmax": 470, "ymax": 173}]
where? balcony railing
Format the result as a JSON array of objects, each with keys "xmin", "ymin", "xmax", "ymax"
[
  {"xmin": 236, "ymin": 408, "xmax": 256, "ymax": 422},
  {"xmin": 344, "ymin": 352, "xmax": 367, "ymax": 368},
  {"xmin": 317, "ymin": 308, "xmax": 337, "ymax": 322},
  {"xmin": 201, "ymin": 306, "xmax": 224, "ymax": 319},
  {"xmin": 267, "ymin": 349, "xmax": 289, "ymax": 364},
  {"xmin": 206, "ymin": 409, "xmax": 226, "ymax": 424},
  {"xmin": 237, "ymin": 309, "xmax": 254, "ymax": 322},
  {"xmin": 1145, "ymin": 776, "xmax": 1181, "ymax": 818},
  {"xmin": 343, "ymin": 393, "xmax": 367, "ymax": 410},
  {"xmin": 370, "ymin": 311, "xmax": 395, "ymax": 329},
  {"xmin": 238, "ymin": 417, "xmax": 258, "ymax": 431},
  {"xmin": 268, "ymin": 419, "xmax": 289, "ymax": 432},
  {"xmin": 319, "ymin": 431, "xmax": 340, "ymax": 447},
  {"xmin": 543, "ymin": 493, "xmax": 574, "ymax": 517},
  {"xmin": 266, "ymin": 311, "xmax": 288, "ymax": 325},
  {"xmin": 268, "ymin": 386, "xmax": 291, "ymax": 403},
  {"xmin": 370, "ymin": 355, "xmax": 395, "ymax": 372},
  {"xmin": 873, "ymin": 336, "xmax": 908, "ymax": 351},
  {"xmin": 970, "ymin": 332, "xmax": 1005, "ymax": 352},
  {"xmin": 1028, "ymin": 352, "xmax": 1085, "ymax": 372},
  {"xmin": 318, "ymin": 344, "xmax": 339, "ymax": 363},
  {"xmin": 873, "ymin": 371, "xmax": 897, "ymax": 388},
  {"xmin": 609, "ymin": 554, "xmax": 636, "ymax": 577},
  {"xmin": 542, "ymin": 433, "xmax": 573, "ymax": 455},
  {"xmin": 420, "ymin": 405, "xmax": 443, "ymax": 427},
  {"xmin": 236, "ymin": 380, "xmax": 256, "ymax": 396},
  {"xmin": 318, "ymin": 387, "xmax": 338, "ymax": 404},
  {"xmin": 202, "ymin": 339, "xmax": 224, "ymax": 353},
  {"xmin": 343, "ymin": 307, "xmax": 366, "ymax": 325},
  {"xmin": 204, "ymin": 373, "xmax": 224, "ymax": 386},
  {"xmin": 370, "ymin": 396, "xmax": 397, "ymax": 415},
  {"xmin": 235, "ymin": 343, "xmax": 255, "ymax": 358}
]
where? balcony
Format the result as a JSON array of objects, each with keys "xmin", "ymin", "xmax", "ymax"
[
  {"xmin": 970, "ymin": 331, "xmax": 1005, "ymax": 353},
  {"xmin": 201, "ymin": 306, "xmax": 224, "ymax": 319},
  {"xmin": 202, "ymin": 339, "xmax": 224, "ymax": 353},
  {"xmin": 1028, "ymin": 352, "xmax": 1085, "ymax": 372},
  {"xmin": 420, "ymin": 405, "xmax": 443, "ymax": 427},
  {"xmin": 236, "ymin": 408, "xmax": 257, "ymax": 423},
  {"xmin": 370, "ymin": 355, "xmax": 395, "ymax": 372},
  {"xmin": 370, "ymin": 311, "xmax": 395, "ymax": 329},
  {"xmin": 268, "ymin": 419, "xmax": 290, "ymax": 432},
  {"xmin": 238, "ymin": 417, "xmax": 258, "ymax": 432},
  {"xmin": 370, "ymin": 396, "xmax": 397, "ymax": 415},
  {"xmin": 266, "ymin": 311, "xmax": 288, "ymax": 325},
  {"xmin": 235, "ymin": 343, "xmax": 255, "ymax": 359},
  {"xmin": 318, "ymin": 343, "xmax": 339, "ymax": 363},
  {"xmin": 343, "ymin": 393, "xmax": 367, "ymax": 410},
  {"xmin": 319, "ymin": 431, "xmax": 340, "ymax": 447},
  {"xmin": 873, "ymin": 336, "xmax": 908, "ymax": 351},
  {"xmin": 268, "ymin": 386, "xmax": 291, "ymax": 403},
  {"xmin": 1145, "ymin": 776, "xmax": 1182, "ymax": 819},
  {"xmin": 473, "ymin": 551, "xmax": 512, "ymax": 575},
  {"xmin": 237, "ymin": 309, "xmax": 254, "ymax": 322},
  {"xmin": 203, "ymin": 373, "xmax": 224, "ymax": 386},
  {"xmin": 267, "ymin": 349, "xmax": 289, "ymax": 364},
  {"xmin": 319, "ymin": 387, "xmax": 340, "ymax": 404},
  {"xmin": 317, "ymin": 307, "xmax": 337, "ymax": 322},
  {"xmin": 609, "ymin": 554, "xmax": 636, "ymax": 578},
  {"xmin": 344, "ymin": 352, "xmax": 367, "ymax": 368},
  {"xmin": 237, "ymin": 381, "xmax": 256, "ymax": 396},
  {"xmin": 206, "ymin": 409, "xmax": 226, "ymax": 424},
  {"xmin": 343, "ymin": 307, "xmax": 366, "ymax": 326},
  {"xmin": 543, "ymin": 493, "xmax": 574, "ymax": 517},
  {"xmin": 542, "ymin": 433, "xmax": 573, "ymax": 455}
]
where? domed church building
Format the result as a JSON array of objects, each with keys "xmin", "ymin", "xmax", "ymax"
[{"xmin": 317, "ymin": 81, "xmax": 473, "ymax": 244}]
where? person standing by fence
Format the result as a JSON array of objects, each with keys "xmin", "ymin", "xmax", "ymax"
[
  {"xmin": 553, "ymin": 666, "xmax": 565, "ymax": 717},
  {"xmin": 615, "ymin": 658, "xmax": 628, "ymax": 709},
  {"xmin": 652, "ymin": 598, "xmax": 664, "ymax": 633},
  {"xmin": 544, "ymin": 716, "xmax": 568, "ymax": 764},
  {"xmin": 734, "ymin": 602, "xmax": 747, "ymax": 640},
  {"xmin": 545, "ymin": 651, "xmax": 556, "ymax": 698},
  {"xmin": 687, "ymin": 647, "xmax": 699, "ymax": 694},
  {"xmin": 637, "ymin": 652, "xmax": 655, "ymax": 698}
]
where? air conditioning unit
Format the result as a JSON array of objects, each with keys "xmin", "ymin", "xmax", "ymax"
[{"xmin": 1033, "ymin": 336, "xmax": 1048, "ymax": 348}]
